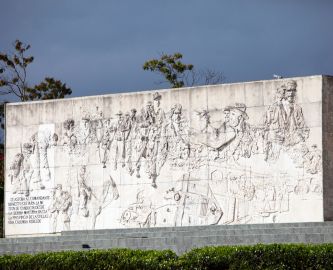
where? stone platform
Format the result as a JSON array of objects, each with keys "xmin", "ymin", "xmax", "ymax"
[{"xmin": 1, "ymin": 222, "xmax": 333, "ymax": 255}]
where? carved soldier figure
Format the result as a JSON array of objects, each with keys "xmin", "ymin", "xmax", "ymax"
[
  {"xmin": 168, "ymin": 104, "xmax": 190, "ymax": 166},
  {"xmin": 153, "ymin": 92, "xmax": 165, "ymax": 128},
  {"xmin": 263, "ymin": 84, "xmax": 289, "ymax": 161},
  {"xmin": 145, "ymin": 101, "xmax": 155, "ymax": 125},
  {"xmin": 50, "ymin": 184, "xmax": 72, "ymax": 232},
  {"xmin": 60, "ymin": 190, "xmax": 72, "ymax": 231},
  {"xmin": 21, "ymin": 143, "xmax": 34, "ymax": 196},
  {"xmin": 113, "ymin": 111, "xmax": 126, "ymax": 170},
  {"xmin": 100, "ymin": 117, "xmax": 115, "ymax": 168},
  {"xmin": 30, "ymin": 130, "xmax": 58, "ymax": 190},
  {"xmin": 133, "ymin": 103, "xmax": 154, "ymax": 178},
  {"xmin": 146, "ymin": 93, "xmax": 168, "ymax": 187},
  {"xmin": 120, "ymin": 190, "xmax": 155, "ymax": 228},
  {"xmin": 117, "ymin": 111, "xmax": 132, "ymax": 170},
  {"xmin": 230, "ymin": 104, "xmax": 255, "ymax": 159},
  {"xmin": 93, "ymin": 107, "xmax": 104, "ymax": 144},
  {"xmin": 146, "ymin": 125, "xmax": 159, "ymax": 187},
  {"xmin": 206, "ymin": 103, "xmax": 254, "ymax": 161},
  {"xmin": 123, "ymin": 112, "xmax": 134, "ymax": 173},
  {"xmin": 262, "ymin": 185, "xmax": 277, "ymax": 215},
  {"xmin": 282, "ymin": 81, "xmax": 312, "ymax": 169},
  {"xmin": 79, "ymin": 116, "xmax": 92, "ymax": 145},
  {"xmin": 214, "ymin": 106, "xmax": 231, "ymax": 137},
  {"xmin": 50, "ymin": 184, "xmax": 63, "ymax": 232},
  {"xmin": 282, "ymin": 80, "xmax": 309, "ymax": 147},
  {"xmin": 63, "ymin": 119, "xmax": 77, "ymax": 152},
  {"xmin": 264, "ymin": 81, "xmax": 310, "ymax": 162},
  {"xmin": 169, "ymin": 104, "xmax": 185, "ymax": 139},
  {"xmin": 303, "ymin": 144, "xmax": 322, "ymax": 174},
  {"xmin": 203, "ymin": 106, "xmax": 231, "ymax": 160},
  {"xmin": 264, "ymin": 85, "xmax": 288, "ymax": 161},
  {"xmin": 125, "ymin": 108, "xmax": 138, "ymax": 175},
  {"xmin": 8, "ymin": 153, "xmax": 24, "ymax": 195},
  {"xmin": 77, "ymin": 165, "xmax": 91, "ymax": 217}
]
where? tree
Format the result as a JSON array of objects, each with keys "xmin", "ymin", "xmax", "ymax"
[
  {"xmin": 25, "ymin": 77, "xmax": 72, "ymax": 101},
  {"xmin": 0, "ymin": 40, "xmax": 72, "ymax": 102},
  {"xmin": 143, "ymin": 52, "xmax": 224, "ymax": 88}
]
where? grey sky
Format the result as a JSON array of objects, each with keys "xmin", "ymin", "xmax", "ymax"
[{"xmin": 1, "ymin": 0, "xmax": 332, "ymax": 99}]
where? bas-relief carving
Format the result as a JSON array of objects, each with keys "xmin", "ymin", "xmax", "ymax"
[
  {"xmin": 8, "ymin": 124, "xmax": 57, "ymax": 197},
  {"xmin": 6, "ymin": 80, "xmax": 323, "ymax": 235},
  {"xmin": 49, "ymin": 184, "xmax": 72, "ymax": 232}
]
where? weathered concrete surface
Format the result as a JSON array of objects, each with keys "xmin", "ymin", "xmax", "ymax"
[
  {"xmin": 323, "ymin": 76, "xmax": 333, "ymax": 221},
  {"xmin": 4, "ymin": 75, "xmax": 331, "ymax": 237}
]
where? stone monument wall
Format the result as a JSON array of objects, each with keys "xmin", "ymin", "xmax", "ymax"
[{"xmin": 4, "ymin": 75, "xmax": 330, "ymax": 237}]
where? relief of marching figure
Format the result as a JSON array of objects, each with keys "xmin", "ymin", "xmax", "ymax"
[
  {"xmin": 77, "ymin": 165, "xmax": 92, "ymax": 217},
  {"xmin": 7, "ymin": 79, "xmax": 323, "ymax": 231},
  {"xmin": 62, "ymin": 119, "xmax": 77, "ymax": 153},
  {"xmin": 96, "ymin": 92, "xmax": 169, "ymax": 188}
]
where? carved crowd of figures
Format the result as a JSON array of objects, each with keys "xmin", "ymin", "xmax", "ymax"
[
  {"xmin": 60, "ymin": 92, "xmax": 183, "ymax": 188},
  {"xmin": 196, "ymin": 80, "xmax": 321, "ymax": 174},
  {"xmin": 7, "ymin": 80, "xmax": 322, "ymax": 231},
  {"xmin": 8, "ymin": 129, "xmax": 58, "ymax": 197}
]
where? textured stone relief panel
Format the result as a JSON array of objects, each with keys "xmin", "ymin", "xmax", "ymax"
[{"xmin": 5, "ymin": 76, "xmax": 325, "ymax": 236}]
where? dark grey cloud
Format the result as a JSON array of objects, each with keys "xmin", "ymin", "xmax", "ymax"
[{"xmin": 0, "ymin": 0, "xmax": 332, "ymax": 99}]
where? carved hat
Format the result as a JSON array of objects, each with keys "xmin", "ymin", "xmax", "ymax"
[
  {"xmin": 172, "ymin": 103, "xmax": 182, "ymax": 114},
  {"xmin": 276, "ymin": 84, "xmax": 286, "ymax": 94},
  {"xmin": 64, "ymin": 119, "xmax": 75, "ymax": 129},
  {"xmin": 23, "ymin": 143, "xmax": 33, "ymax": 151},
  {"xmin": 115, "ymin": 111, "xmax": 123, "ymax": 116},
  {"xmin": 231, "ymin": 103, "xmax": 249, "ymax": 120},
  {"xmin": 223, "ymin": 106, "xmax": 231, "ymax": 112},
  {"xmin": 285, "ymin": 80, "xmax": 297, "ymax": 90},
  {"xmin": 81, "ymin": 111, "xmax": 90, "ymax": 121},
  {"xmin": 286, "ymin": 80, "xmax": 297, "ymax": 90},
  {"xmin": 153, "ymin": 92, "xmax": 162, "ymax": 101},
  {"xmin": 131, "ymin": 108, "xmax": 137, "ymax": 114}
]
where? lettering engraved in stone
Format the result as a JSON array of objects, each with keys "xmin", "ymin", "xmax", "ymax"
[{"xmin": 7, "ymin": 196, "xmax": 50, "ymax": 224}]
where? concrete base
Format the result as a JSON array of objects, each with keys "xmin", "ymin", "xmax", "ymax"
[{"xmin": 1, "ymin": 222, "xmax": 333, "ymax": 255}]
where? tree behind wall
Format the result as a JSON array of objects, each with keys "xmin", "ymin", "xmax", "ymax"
[
  {"xmin": 0, "ymin": 40, "xmax": 72, "ymax": 101},
  {"xmin": 143, "ymin": 52, "xmax": 224, "ymax": 88},
  {"xmin": 0, "ymin": 40, "xmax": 72, "ymax": 236}
]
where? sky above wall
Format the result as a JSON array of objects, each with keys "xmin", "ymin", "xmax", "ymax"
[{"xmin": 1, "ymin": 0, "xmax": 332, "ymax": 99}]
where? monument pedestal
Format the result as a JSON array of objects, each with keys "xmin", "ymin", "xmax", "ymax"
[{"xmin": 1, "ymin": 222, "xmax": 333, "ymax": 255}]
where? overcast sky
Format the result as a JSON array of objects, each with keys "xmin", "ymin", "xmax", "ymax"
[{"xmin": 1, "ymin": 0, "xmax": 333, "ymax": 99}]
